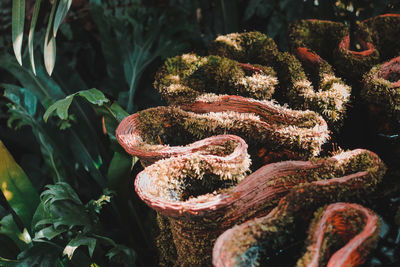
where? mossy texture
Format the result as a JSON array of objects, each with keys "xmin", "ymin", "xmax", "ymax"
[
  {"xmin": 154, "ymin": 53, "xmax": 277, "ymax": 104},
  {"xmin": 288, "ymin": 19, "xmax": 348, "ymax": 62},
  {"xmin": 209, "ymin": 31, "xmax": 351, "ymax": 132}
]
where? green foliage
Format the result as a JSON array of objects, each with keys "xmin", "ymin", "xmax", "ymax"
[
  {"xmin": 0, "ymin": 141, "xmax": 40, "ymax": 228},
  {"xmin": 43, "ymin": 88, "xmax": 109, "ymax": 122}
]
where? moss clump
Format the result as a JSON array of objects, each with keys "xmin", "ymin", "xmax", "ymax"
[
  {"xmin": 154, "ymin": 53, "xmax": 277, "ymax": 105},
  {"xmin": 209, "ymin": 31, "xmax": 279, "ymax": 64}
]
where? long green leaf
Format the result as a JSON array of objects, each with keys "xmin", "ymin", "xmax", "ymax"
[
  {"xmin": 44, "ymin": 0, "xmax": 59, "ymax": 76},
  {"xmin": 28, "ymin": 0, "xmax": 43, "ymax": 75},
  {"xmin": 12, "ymin": 0, "xmax": 25, "ymax": 66},
  {"xmin": 0, "ymin": 141, "xmax": 40, "ymax": 228},
  {"xmin": 53, "ymin": 0, "xmax": 72, "ymax": 37}
]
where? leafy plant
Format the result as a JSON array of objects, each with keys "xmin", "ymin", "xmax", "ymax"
[{"xmin": 12, "ymin": 0, "xmax": 72, "ymax": 75}]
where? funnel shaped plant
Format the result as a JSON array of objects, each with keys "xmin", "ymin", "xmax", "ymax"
[
  {"xmin": 116, "ymin": 95, "xmax": 329, "ymax": 167},
  {"xmin": 212, "ymin": 149, "xmax": 386, "ymax": 267}
]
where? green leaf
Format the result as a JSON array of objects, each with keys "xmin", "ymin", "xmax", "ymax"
[
  {"xmin": 12, "ymin": 0, "xmax": 25, "ymax": 66},
  {"xmin": 44, "ymin": 0, "xmax": 59, "ymax": 76},
  {"xmin": 63, "ymin": 235, "xmax": 97, "ymax": 259},
  {"xmin": 53, "ymin": 0, "xmax": 72, "ymax": 37},
  {"xmin": 0, "ymin": 141, "xmax": 40, "ymax": 228},
  {"xmin": 78, "ymin": 89, "xmax": 109, "ymax": 106},
  {"xmin": 43, "ymin": 95, "xmax": 75, "ymax": 122},
  {"xmin": 110, "ymin": 102, "xmax": 129, "ymax": 122},
  {"xmin": 28, "ymin": 0, "xmax": 42, "ymax": 75},
  {"xmin": 0, "ymin": 214, "xmax": 31, "ymax": 250},
  {"xmin": 34, "ymin": 225, "xmax": 65, "ymax": 240},
  {"xmin": 41, "ymin": 183, "xmax": 82, "ymax": 206}
]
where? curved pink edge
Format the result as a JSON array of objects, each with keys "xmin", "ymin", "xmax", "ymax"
[
  {"xmin": 376, "ymin": 56, "xmax": 400, "ymax": 88},
  {"xmin": 308, "ymin": 203, "xmax": 380, "ymax": 267},
  {"xmin": 338, "ymin": 35, "xmax": 376, "ymax": 58},
  {"xmin": 135, "ymin": 149, "xmax": 378, "ymax": 220},
  {"xmin": 211, "ymin": 149, "xmax": 383, "ymax": 267},
  {"xmin": 361, "ymin": 13, "xmax": 400, "ymax": 24},
  {"xmin": 116, "ymin": 95, "xmax": 329, "ymax": 164}
]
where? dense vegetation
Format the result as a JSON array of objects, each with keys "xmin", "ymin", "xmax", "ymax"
[{"xmin": 1, "ymin": 0, "xmax": 400, "ymax": 266}]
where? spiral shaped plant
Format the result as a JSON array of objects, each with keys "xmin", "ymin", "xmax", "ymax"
[{"xmin": 212, "ymin": 149, "xmax": 386, "ymax": 267}]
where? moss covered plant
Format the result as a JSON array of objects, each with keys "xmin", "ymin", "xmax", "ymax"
[
  {"xmin": 207, "ymin": 31, "xmax": 351, "ymax": 132},
  {"xmin": 116, "ymin": 94, "xmax": 329, "ymax": 167},
  {"xmin": 212, "ymin": 149, "xmax": 386, "ymax": 267},
  {"xmin": 136, "ymin": 148, "xmax": 385, "ymax": 266},
  {"xmin": 289, "ymin": 14, "xmax": 400, "ymax": 83}
]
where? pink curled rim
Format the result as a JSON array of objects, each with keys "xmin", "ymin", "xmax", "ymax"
[
  {"xmin": 338, "ymin": 35, "xmax": 376, "ymax": 58},
  {"xmin": 305, "ymin": 202, "xmax": 380, "ymax": 267},
  {"xmin": 115, "ymin": 112, "xmax": 247, "ymax": 165}
]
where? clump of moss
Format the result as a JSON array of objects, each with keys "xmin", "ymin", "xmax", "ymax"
[
  {"xmin": 209, "ymin": 31, "xmax": 279, "ymax": 64},
  {"xmin": 154, "ymin": 53, "xmax": 277, "ymax": 105}
]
